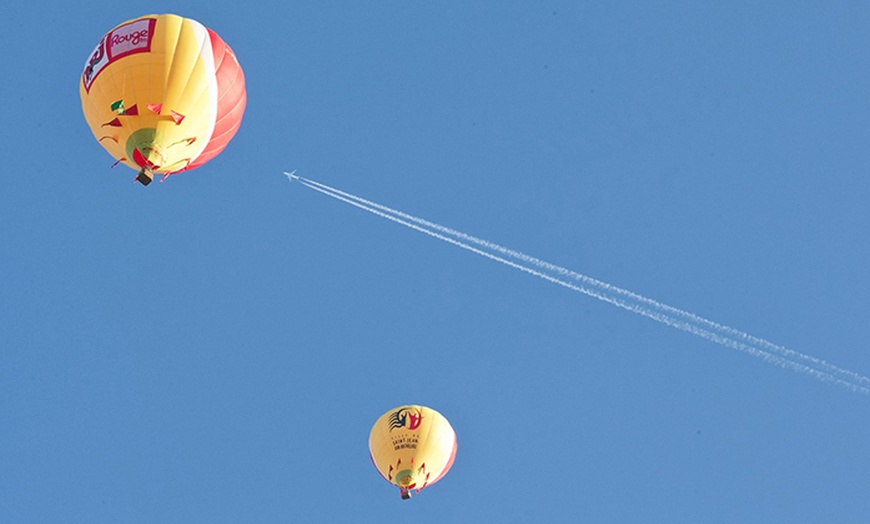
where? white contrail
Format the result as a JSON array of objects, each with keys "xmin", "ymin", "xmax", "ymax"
[
  {"xmin": 296, "ymin": 175, "xmax": 870, "ymax": 390},
  {"xmin": 289, "ymin": 173, "xmax": 870, "ymax": 394}
]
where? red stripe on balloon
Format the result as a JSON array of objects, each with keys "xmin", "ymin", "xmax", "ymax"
[{"xmin": 179, "ymin": 28, "xmax": 246, "ymax": 172}]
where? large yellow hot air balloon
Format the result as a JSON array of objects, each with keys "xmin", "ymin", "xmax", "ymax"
[
  {"xmin": 369, "ymin": 405, "xmax": 457, "ymax": 499},
  {"xmin": 80, "ymin": 14, "xmax": 246, "ymax": 185}
]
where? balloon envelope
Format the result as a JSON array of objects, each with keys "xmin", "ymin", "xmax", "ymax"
[
  {"xmin": 369, "ymin": 405, "xmax": 457, "ymax": 499},
  {"xmin": 80, "ymin": 14, "xmax": 246, "ymax": 182}
]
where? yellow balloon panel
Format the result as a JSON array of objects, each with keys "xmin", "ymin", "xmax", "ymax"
[
  {"xmin": 369, "ymin": 405, "xmax": 457, "ymax": 497},
  {"xmin": 80, "ymin": 14, "xmax": 220, "ymax": 175}
]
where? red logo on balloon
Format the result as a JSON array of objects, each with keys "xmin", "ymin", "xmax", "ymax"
[
  {"xmin": 388, "ymin": 407, "xmax": 423, "ymax": 431},
  {"xmin": 82, "ymin": 18, "xmax": 156, "ymax": 92}
]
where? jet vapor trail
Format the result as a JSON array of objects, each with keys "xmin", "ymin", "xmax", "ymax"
[{"xmin": 288, "ymin": 173, "xmax": 870, "ymax": 395}]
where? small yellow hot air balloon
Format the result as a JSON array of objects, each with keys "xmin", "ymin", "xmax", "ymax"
[
  {"xmin": 80, "ymin": 14, "xmax": 246, "ymax": 185},
  {"xmin": 369, "ymin": 405, "xmax": 457, "ymax": 500}
]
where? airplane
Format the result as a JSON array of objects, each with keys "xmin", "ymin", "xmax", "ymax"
[{"xmin": 283, "ymin": 170, "xmax": 299, "ymax": 182}]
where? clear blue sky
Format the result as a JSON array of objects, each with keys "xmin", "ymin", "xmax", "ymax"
[{"xmin": 2, "ymin": 1, "xmax": 870, "ymax": 522}]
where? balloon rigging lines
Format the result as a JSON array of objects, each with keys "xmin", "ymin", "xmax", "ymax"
[{"xmin": 287, "ymin": 172, "xmax": 870, "ymax": 395}]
